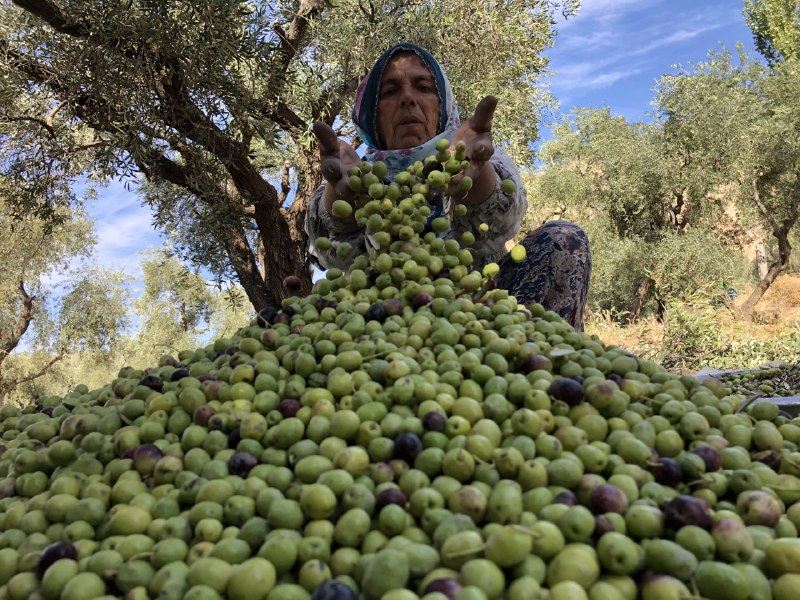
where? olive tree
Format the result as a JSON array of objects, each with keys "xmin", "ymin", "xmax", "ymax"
[
  {"xmin": 1, "ymin": 0, "xmax": 579, "ymax": 310},
  {"xmin": 745, "ymin": 0, "xmax": 800, "ymax": 64},
  {"xmin": 657, "ymin": 51, "xmax": 800, "ymax": 317},
  {"xmin": 0, "ymin": 194, "xmax": 130, "ymax": 400}
]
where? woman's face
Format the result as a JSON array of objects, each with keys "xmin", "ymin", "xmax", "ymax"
[{"xmin": 377, "ymin": 52, "xmax": 440, "ymax": 150}]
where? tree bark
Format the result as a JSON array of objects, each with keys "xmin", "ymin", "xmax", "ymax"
[
  {"xmin": 739, "ymin": 229, "xmax": 793, "ymax": 317},
  {"xmin": 628, "ymin": 276, "xmax": 656, "ymax": 323},
  {"xmin": 739, "ymin": 180, "xmax": 798, "ymax": 318},
  {"xmin": 755, "ymin": 242, "xmax": 769, "ymax": 280},
  {"xmin": 0, "ymin": 353, "xmax": 63, "ymax": 404},
  {"xmin": 0, "ymin": 281, "xmax": 35, "ymax": 365}
]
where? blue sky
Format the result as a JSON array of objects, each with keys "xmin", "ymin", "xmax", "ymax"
[{"xmin": 50, "ymin": 0, "xmax": 757, "ymax": 323}]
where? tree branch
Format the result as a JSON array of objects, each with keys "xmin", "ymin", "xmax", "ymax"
[
  {"xmin": 751, "ymin": 178, "xmax": 780, "ymax": 234},
  {"xmin": 1, "ymin": 352, "xmax": 64, "ymax": 398},
  {"xmin": 11, "ymin": 0, "xmax": 91, "ymax": 37},
  {"xmin": 0, "ymin": 112, "xmax": 57, "ymax": 137},
  {"xmin": 265, "ymin": 0, "xmax": 326, "ymax": 99},
  {"xmin": 0, "ymin": 281, "xmax": 36, "ymax": 363}
]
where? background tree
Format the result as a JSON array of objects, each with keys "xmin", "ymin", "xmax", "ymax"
[
  {"xmin": 657, "ymin": 51, "xmax": 800, "ymax": 317},
  {"xmin": 744, "ymin": 0, "xmax": 800, "ymax": 63},
  {"xmin": 0, "ymin": 192, "xmax": 132, "ymax": 400},
  {"xmin": 133, "ymin": 248, "xmax": 215, "ymax": 355},
  {"xmin": 534, "ymin": 108, "xmax": 731, "ymax": 321},
  {"xmin": 1, "ymin": 0, "xmax": 579, "ymax": 311}
]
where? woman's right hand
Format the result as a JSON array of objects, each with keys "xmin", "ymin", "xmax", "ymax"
[{"xmin": 312, "ymin": 121, "xmax": 362, "ymax": 220}]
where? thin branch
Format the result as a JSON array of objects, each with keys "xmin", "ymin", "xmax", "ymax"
[
  {"xmin": 751, "ymin": 178, "xmax": 780, "ymax": 234},
  {"xmin": 0, "ymin": 113, "xmax": 57, "ymax": 137},
  {"xmin": 2, "ymin": 352, "xmax": 64, "ymax": 396}
]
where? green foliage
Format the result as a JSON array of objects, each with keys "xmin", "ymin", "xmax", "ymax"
[
  {"xmin": 744, "ymin": 0, "xmax": 800, "ymax": 64},
  {"xmin": 51, "ymin": 269, "xmax": 132, "ymax": 352},
  {"xmin": 532, "ymin": 104, "xmax": 747, "ymax": 321},
  {"xmin": 137, "ymin": 249, "xmax": 215, "ymax": 335}
]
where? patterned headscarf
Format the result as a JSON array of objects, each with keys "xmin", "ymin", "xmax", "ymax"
[{"xmin": 352, "ymin": 43, "xmax": 461, "ymax": 176}]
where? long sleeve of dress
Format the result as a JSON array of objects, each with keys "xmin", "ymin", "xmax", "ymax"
[
  {"xmin": 304, "ymin": 147, "xmax": 527, "ymax": 271},
  {"xmin": 304, "ymin": 184, "xmax": 368, "ymax": 271}
]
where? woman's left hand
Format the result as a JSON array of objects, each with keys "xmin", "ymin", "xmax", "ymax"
[{"xmin": 447, "ymin": 95, "xmax": 498, "ymax": 206}]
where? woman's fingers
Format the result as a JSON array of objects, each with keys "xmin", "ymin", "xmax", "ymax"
[
  {"xmin": 321, "ymin": 156, "xmax": 343, "ymax": 184},
  {"xmin": 469, "ymin": 95, "xmax": 497, "ymax": 134},
  {"xmin": 313, "ymin": 121, "xmax": 340, "ymax": 159},
  {"xmin": 472, "ymin": 136, "xmax": 494, "ymax": 164}
]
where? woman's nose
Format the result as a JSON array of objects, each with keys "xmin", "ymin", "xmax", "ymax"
[{"xmin": 398, "ymin": 85, "xmax": 418, "ymax": 106}]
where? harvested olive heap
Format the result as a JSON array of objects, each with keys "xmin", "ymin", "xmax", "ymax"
[
  {"xmin": 4, "ymin": 140, "xmax": 800, "ymax": 600},
  {"xmin": 718, "ymin": 363, "xmax": 800, "ymax": 400}
]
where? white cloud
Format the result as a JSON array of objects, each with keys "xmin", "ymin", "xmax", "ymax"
[
  {"xmin": 87, "ymin": 181, "xmax": 163, "ymax": 275},
  {"xmin": 547, "ymin": 1, "xmax": 744, "ymax": 97}
]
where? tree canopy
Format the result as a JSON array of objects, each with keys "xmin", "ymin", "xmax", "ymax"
[
  {"xmin": 1, "ymin": 0, "xmax": 579, "ymax": 310},
  {"xmin": 745, "ymin": 0, "xmax": 800, "ymax": 63},
  {"xmin": 0, "ymin": 192, "xmax": 130, "ymax": 400},
  {"xmin": 534, "ymin": 49, "xmax": 800, "ymax": 321}
]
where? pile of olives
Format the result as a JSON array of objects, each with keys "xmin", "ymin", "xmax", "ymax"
[
  {"xmin": 2, "ymin": 140, "xmax": 800, "ymax": 600},
  {"xmin": 718, "ymin": 363, "xmax": 800, "ymax": 400}
]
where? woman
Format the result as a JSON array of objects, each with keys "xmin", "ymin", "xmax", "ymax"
[{"xmin": 306, "ymin": 43, "xmax": 591, "ymax": 330}]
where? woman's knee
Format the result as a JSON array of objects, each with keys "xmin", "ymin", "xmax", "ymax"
[{"xmin": 524, "ymin": 220, "xmax": 591, "ymax": 255}]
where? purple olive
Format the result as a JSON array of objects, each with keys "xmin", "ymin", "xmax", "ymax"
[
  {"xmin": 0, "ymin": 478, "xmax": 16, "ymax": 499},
  {"xmin": 518, "ymin": 354, "xmax": 550, "ymax": 374},
  {"xmin": 554, "ymin": 490, "xmax": 578, "ymax": 506},
  {"xmin": 422, "ymin": 411, "xmax": 446, "ymax": 432},
  {"xmin": 663, "ymin": 495, "xmax": 713, "ymax": 530},
  {"xmin": 197, "ymin": 374, "xmax": 218, "ymax": 383},
  {"xmin": 549, "ymin": 377, "xmax": 585, "ymax": 406},
  {"xmin": 606, "ymin": 373, "xmax": 623, "ymax": 384},
  {"xmin": 424, "ymin": 578, "xmax": 463, "ymax": 599},
  {"xmin": 589, "ymin": 484, "xmax": 629, "ymax": 515},
  {"xmin": 375, "ymin": 488, "xmax": 407, "ymax": 512},
  {"xmin": 228, "ymin": 452, "xmax": 258, "ymax": 477},
  {"xmin": 170, "ymin": 368, "xmax": 190, "ymax": 382},
  {"xmin": 256, "ymin": 306, "xmax": 278, "ymax": 327},
  {"xmin": 42, "ymin": 407, "xmax": 54, "ymax": 416},
  {"xmin": 283, "ymin": 276, "xmax": 302, "ymax": 292},
  {"xmin": 121, "ymin": 447, "xmax": 136, "ymax": 460},
  {"xmin": 261, "ymin": 329, "xmax": 280, "ymax": 348},
  {"xmin": 273, "ymin": 312, "xmax": 289, "ymax": 325},
  {"xmin": 412, "ymin": 293, "xmax": 432, "ymax": 309},
  {"xmin": 393, "ymin": 432, "xmax": 423, "ymax": 463},
  {"xmin": 650, "ymin": 457, "xmax": 684, "ymax": 487},
  {"xmin": 384, "ymin": 298, "xmax": 403, "ymax": 316},
  {"xmin": 752, "ymin": 450, "xmax": 782, "ymax": 471},
  {"xmin": 692, "ymin": 445, "xmax": 722, "ymax": 472},
  {"xmin": 132, "ymin": 444, "xmax": 163, "ymax": 475},
  {"xmin": 311, "ymin": 580, "xmax": 358, "ymax": 600},
  {"xmin": 138, "ymin": 375, "xmax": 164, "ymax": 392},
  {"xmin": 38, "ymin": 542, "xmax": 77, "ymax": 578},
  {"xmin": 594, "ymin": 515, "xmax": 617, "ymax": 537},
  {"xmin": 193, "ymin": 404, "xmax": 217, "ymax": 426},
  {"xmin": 279, "ymin": 399, "xmax": 301, "ymax": 418},
  {"xmin": 365, "ymin": 303, "xmax": 387, "ymax": 323}
]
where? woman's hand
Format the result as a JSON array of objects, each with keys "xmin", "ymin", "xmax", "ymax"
[
  {"xmin": 447, "ymin": 95, "xmax": 498, "ymax": 206},
  {"xmin": 312, "ymin": 121, "xmax": 362, "ymax": 221}
]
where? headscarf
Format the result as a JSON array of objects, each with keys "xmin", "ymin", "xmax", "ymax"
[{"xmin": 352, "ymin": 43, "xmax": 461, "ymax": 176}]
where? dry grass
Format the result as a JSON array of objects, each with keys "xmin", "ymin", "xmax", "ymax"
[{"xmin": 586, "ymin": 274, "xmax": 800, "ymax": 373}]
